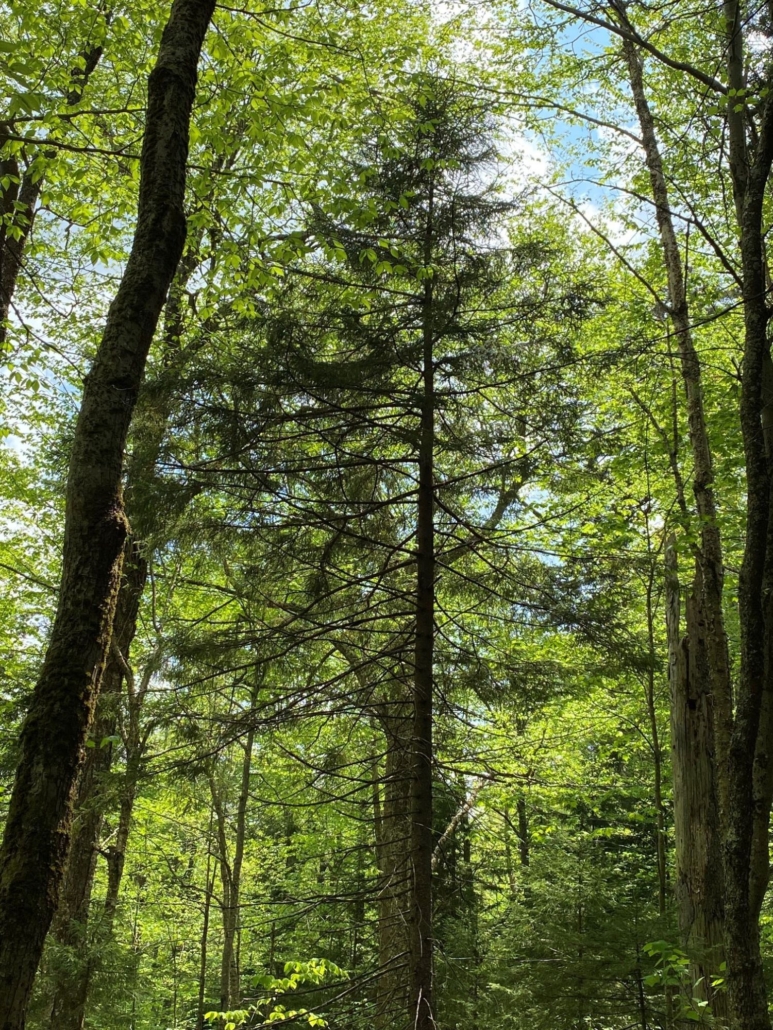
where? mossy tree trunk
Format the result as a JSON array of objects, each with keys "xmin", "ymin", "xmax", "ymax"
[{"xmin": 0, "ymin": 2, "xmax": 214, "ymax": 1024}]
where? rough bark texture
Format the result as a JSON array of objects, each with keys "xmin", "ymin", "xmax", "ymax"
[
  {"xmin": 0, "ymin": 3, "xmax": 214, "ymax": 1024},
  {"xmin": 374, "ymin": 694, "xmax": 412, "ymax": 1030},
  {"xmin": 721, "ymin": 5, "xmax": 773, "ymax": 1026},
  {"xmin": 46, "ymin": 544, "xmax": 147, "ymax": 1030},
  {"xmin": 409, "ymin": 270, "xmax": 435, "ymax": 1030},
  {"xmin": 42, "ymin": 234, "xmax": 199, "ymax": 1023},
  {"xmin": 665, "ymin": 550, "xmax": 726, "ymax": 1018},
  {"xmin": 624, "ymin": 36, "xmax": 732, "ymax": 785},
  {"xmin": 624, "ymin": 38, "xmax": 731, "ymax": 1022}
]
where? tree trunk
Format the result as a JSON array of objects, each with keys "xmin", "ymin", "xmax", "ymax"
[
  {"xmin": 43, "ymin": 202, "xmax": 209, "ymax": 1023},
  {"xmin": 623, "ymin": 37, "xmax": 731, "ymax": 1022},
  {"xmin": 46, "ymin": 544, "xmax": 147, "ymax": 1030},
  {"xmin": 103, "ymin": 752, "xmax": 142, "ymax": 928},
  {"xmin": 409, "ymin": 262, "xmax": 435, "ymax": 1030},
  {"xmin": 0, "ymin": 161, "xmax": 40, "ymax": 349},
  {"xmin": 644, "ymin": 558, "xmax": 667, "ymax": 917},
  {"xmin": 0, "ymin": 27, "xmax": 106, "ymax": 347},
  {"xmin": 665, "ymin": 547, "xmax": 726, "ymax": 1019},
  {"xmin": 0, "ymin": 3, "xmax": 214, "ymax": 1024},
  {"xmin": 374, "ymin": 695, "xmax": 412, "ymax": 1030},
  {"xmin": 218, "ymin": 722, "xmax": 254, "ymax": 1011},
  {"xmin": 720, "ymin": 6, "xmax": 773, "ymax": 1025},
  {"xmin": 197, "ymin": 854, "xmax": 215, "ymax": 1030},
  {"xmin": 207, "ymin": 710, "xmax": 255, "ymax": 1018}
]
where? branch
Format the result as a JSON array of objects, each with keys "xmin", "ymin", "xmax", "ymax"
[
  {"xmin": 541, "ymin": 0, "xmax": 726, "ymax": 95},
  {"xmin": 432, "ymin": 778, "xmax": 487, "ymax": 873},
  {"xmin": 0, "ymin": 560, "xmax": 58, "ymax": 593}
]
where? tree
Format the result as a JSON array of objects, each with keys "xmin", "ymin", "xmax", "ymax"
[
  {"xmin": 494, "ymin": 2, "xmax": 773, "ymax": 1023},
  {"xmin": 163, "ymin": 71, "xmax": 597, "ymax": 1027},
  {"xmin": 5, "ymin": 4, "xmax": 773, "ymax": 1029},
  {"xmin": 0, "ymin": 1, "xmax": 215, "ymax": 1023}
]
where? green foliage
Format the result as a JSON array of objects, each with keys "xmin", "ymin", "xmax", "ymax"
[
  {"xmin": 204, "ymin": 959, "xmax": 344, "ymax": 1029},
  {"xmin": 4, "ymin": 1, "xmax": 773, "ymax": 1029}
]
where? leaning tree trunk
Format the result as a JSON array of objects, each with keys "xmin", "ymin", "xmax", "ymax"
[
  {"xmin": 0, "ymin": 25, "xmax": 107, "ymax": 348},
  {"xmin": 44, "ymin": 215, "xmax": 211, "ymax": 1026},
  {"xmin": 46, "ymin": 543, "xmax": 147, "ymax": 1030},
  {"xmin": 0, "ymin": 2, "xmax": 214, "ymax": 1024},
  {"xmin": 0, "ymin": 152, "xmax": 40, "ymax": 350}
]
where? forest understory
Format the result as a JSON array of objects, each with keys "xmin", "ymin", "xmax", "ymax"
[{"xmin": 2, "ymin": 2, "xmax": 773, "ymax": 1029}]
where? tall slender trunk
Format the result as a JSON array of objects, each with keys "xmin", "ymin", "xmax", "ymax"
[
  {"xmin": 409, "ymin": 251, "xmax": 435, "ymax": 1030},
  {"xmin": 374, "ymin": 695, "xmax": 412, "ymax": 1030},
  {"xmin": 103, "ymin": 749, "xmax": 142, "ymax": 928},
  {"xmin": 197, "ymin": 852, "xmax": 216, "ymax": 1030},
  {"xmin": 370, "ymin": 468, "xmax": 520, "ymax": 1028},
  {"xmin": 220, "ymin": 722, "xmax": 255, "ymax": 1010},
  {"xmin": 208, "ymin": 709, "xmax": 255, "ymax": 1015},
  {"xmin": 0, "ymin": 4, "xmax": 214, "ymax": 1023},
  {"xmin": 629, "ymin": 10, "xmax": 773, "ymax": 1024},
  {"xmin": 623, "ymin": 38, "xmax": 729, "ymax": 1020},
  {"xmin": 623, "ymin": 35, "xmax": 732, "ymax": 766},
  {"xmin": 644, "ymin": 563, "xmax": 667, "ymax": 917},
  {"xmin": 211, "ymin": 803, "xmax": 237, "ymax": 1012},
  {"xmin": 719, "ymin": 5, "xmax": 773, "ymax": 1025}
]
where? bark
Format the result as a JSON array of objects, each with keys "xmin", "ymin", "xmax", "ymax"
[
  {"xmin": 46, "ymin": 544, "xmax": 147, "ymax": 1030},
  {"xmin": 43, "ymin": 228, "xmax": 201, "ymax": 1023},
  {"xmin": 0, "ymin": 158, "xmax": 41, "ymax": 349},
  {"xmin": 624, "ymin": 36, "xmax": 732, "ymax": 799},
  {"xmin": 624, "ymin": 36, "xmax": 730, "ymax": 1022},
  {"xmin": 431, "ymin": 781, "xmax": 484, "ymax": 875},
  {"xmin": 409, "ymin": 260, "xmax": 435, "ymax": 1030},
  {"xmin": 48, "ymin": 586, "xmax": 152, "ymax": 1029},
  {"xmin": 207, "ymin": 714, "xmax": 255, "ymax": 1014},
  {"xmin": 720, "ymin": 5, "xmax": 773, "ymax": 1026},
  {"xmin": 645, "ymin": 563, "xmax": 667, "ymax": 917},
  {"xmin": 0, "ymin": 29, "xmax": 106, "ymax": 347},
  {"xmin": 665, "ymin": 546, "xmax": 726, "ymax": 1019},
  {"xmin": 103, "ymin": 748, "xmax": 142, "ymax": 928},
  {"xmin": 516, "ymin": 797, "xmax": 530, "ymax": 869},
  {"xmin": 630, "ymin": 4, "xmax": 773, "ymax": 1021},
  {"xmin": 373, "ymin": 695, "xmax": 412, "ymax": 1030},
  {"xmin": 367, "ymin": 467, "xmax": 520, "ymax": 1028},
  {"xmin": 750, "ymin": 348, "xmax": 773, "ymax": 924},
  {"xmin": 210, "ymin": 783, "xmax": 238, "ymax": 1012},
  {"xmin": 223, "ymin": 724, "xmax": 254, "ymax": 1010},
  {"xmin": 101, "ymin": 631, "xmax": 162, "ymax": 937},
  {"xmin": 0, "ymin": 3, "xmax": 214, "ymax": 1024},
  {"xmin": 197, "ymin": 856, "xmax": 215, "ymax": 1030}
]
